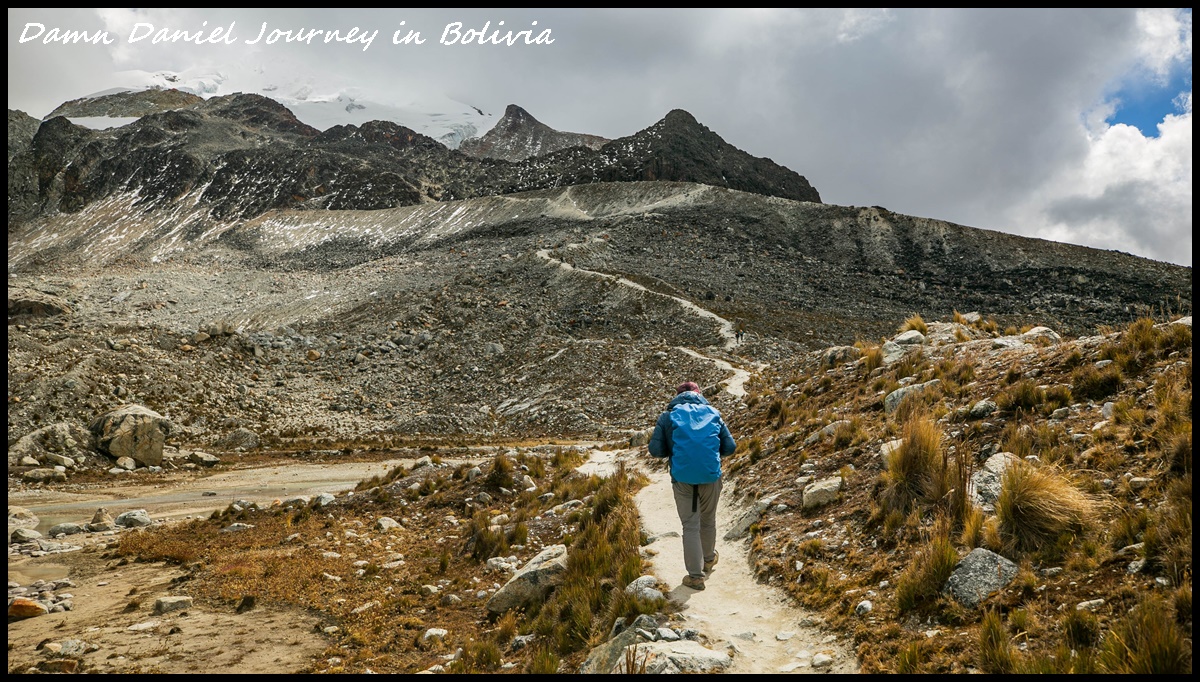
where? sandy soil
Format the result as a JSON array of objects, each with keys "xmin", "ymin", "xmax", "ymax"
[
  {"xmin": 6, "ymin": 456, "xmax": 432, "ymax": 674},
  {"xmin": 8, "ymin": 554, "xmax": 329, "ymax": 674}
]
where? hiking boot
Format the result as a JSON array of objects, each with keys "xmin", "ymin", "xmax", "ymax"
[
  {"xmin": 704, "ymin": 551, "xmax": 719, "ymax": 573},
  {"xmin": 681, "ymin": 575, "xmax": 706, "ymax": 590}
]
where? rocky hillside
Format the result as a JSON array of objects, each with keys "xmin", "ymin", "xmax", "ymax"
[
  {"xmin": 459, "ymin": 104, "xmax": 608, "ymax": 161},
  {"xmin": 719, "ymin": 312, "xmax": 1192, "ymax": 673},
  {"xmin": 7, "ymin": 180, "xmax": 1191, "ymax": 457}
]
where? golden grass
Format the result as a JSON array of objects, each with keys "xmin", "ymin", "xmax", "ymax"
[
  {"xmin": 900, "ymin": 314, "xmax": 928, "ymax": 335},
  {"xmin": 879, "ymin": 415, "xmax": 942, "ymax": 515},
  {"xmin": 894, "ymin": 518, "xmax": 958, "ymax": 612},
  {"xmin": 1099, "ymin": 594, "xmax": 1192, "ymax": 673},
  {"xmin": 979, "ymin": 609, "xmax": 1015, "ymax": 673},
  {"xmin": 995, "ymin": 379, "xmax": 1045, "ymax": 414},
  {"xmin": 863, "ymin": 345, "xmax": 885, "ymax": 373},
  {"xmin": 995, "ymin": 459, "xmax": 1099, "ymax": 555}
]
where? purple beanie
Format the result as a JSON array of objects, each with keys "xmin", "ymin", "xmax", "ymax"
[{"xmin": 676, "ymin": 381, "xmax": 701, "ymax": 394}]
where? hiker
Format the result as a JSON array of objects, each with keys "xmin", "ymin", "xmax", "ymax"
[
  {"xmin": 647, "ymin": 381, "xmax": 736, "ymax": 590},
  {"xmin": 734, "ymin": 322, "xmax": 746, "ymax": 345}
]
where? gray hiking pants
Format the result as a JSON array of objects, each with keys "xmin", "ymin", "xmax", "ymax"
[{"xmin": 672, "ymin": 478, "xmax": 722, "ymax": 579}]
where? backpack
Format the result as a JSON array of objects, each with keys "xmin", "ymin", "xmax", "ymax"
[{"xmin": 667, "ymin": 402, "xmax": 723, "ymax": 484}]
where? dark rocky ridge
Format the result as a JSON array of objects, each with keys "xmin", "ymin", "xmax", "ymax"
[
  {"xmin": 7, "ymin": 94, "xmax": 821, "ymax": 228},
  {"xmin": 459, "ymin": 104, "xmax": 609, "ymax": 161},
  {"xmin": 45, "ymin": 87, "xmax": 205, "ymax": 120}
]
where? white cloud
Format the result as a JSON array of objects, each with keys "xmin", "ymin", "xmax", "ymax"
[{"xmin": 1133, "ymin": 8, "xmax": 1192, "ymax": 81}]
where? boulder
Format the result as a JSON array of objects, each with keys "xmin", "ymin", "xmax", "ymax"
[
  {"xmin": 802, "ymin": 477, "xmax": 843, "ymax": 509},
  {"xmin": 90, "ymin": 404, "xmax": 171, "ymax": 467},
  {"xmin": 8, "ymin": 505, "xmax": 39, "ymax": 532},
  {"xmin": 8, "ymin": 286, "xmax": 72, "ymax": 318},
  {"xmin": 892, "ymin": 330, "xmax": 926, "ymax": 345},
  {"xmin": 154, "ymin": 596, "xmax": 193, "ymax": 614},
  {"xmin": 968, "ymin": 452, "xmax": 1018, "ymax": 512},
  {"xmin": 87, "ymin": 507, "xmax": 115, "ymax": 532},
  {"xmin": 724, "ymin": 495, "xmax": 775, "ymax": 540},
  {"xmin": 944, "ymin": 547, "xmax": 1018, "ymax": 608},
  {"xmin": 1021, "ymin": 326, "xmax": 1061, "ymax": 344},
  {"xmin": 11, "ymin": 527, "xmax": 43, "ymax": 542},
  {"xmin": 486, "ymin": 544, "xmax": 569, "ymax": 614},
  {"xmin": 628, "ymin": 428, "xmax": 654, "ymax": 448},
  {"xmin": 8, "ymin": 596, "xmax": 49, "ymax": 619},
  {"xmin": 610, "ymin": 640, "xmax": 732, "ymax": 674},
  {"xmin": 625, "ymin": 575, "xmax": 665, "ymax": 602},
  {"xmin": 214, "ymin": 427, "xmax": 259, "ymax": 451},
  {"xmin": 114, "ymin": 509, "xmax": 153, "ymax": 528},
  {"xmin": 23, "ymin": 468, "xmax": 67, "ymax": 483},
  {"xmin": 880, "ymin": 341, "xmax": 908, "ymax": 365},
  {"xmin": 883, "ymin": 379, "xmax": 941, "ymax": 414},
  {"xmin": 823, "ymin": 345, "xmax": 860, "ymax": 366},
  {"xmin": 188, "ymin": 451, "xmax": 220, "ymax": 467}
]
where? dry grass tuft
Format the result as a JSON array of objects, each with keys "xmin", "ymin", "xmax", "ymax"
[
  {"xmin": 995, "ymin": 459, "xmax": 1099, "ymax": 555},
  {"xmin": 894, "ymin": 517, "xmax": 958, "ymax": 612},
  {"xmin": 863, "ymin": 345, "xmax": 884, "ymax": 373},
  {"xmin": 900, "ymin": 314, "xmax": 928, "ymax": 335},
  {"xmin": 979, "ymin": 609, "xmax": 1015, "ymax": 673},
  {"xmin": 995, "ymin": 379, "xmax": 1045, "ymax": 414},
  {"xmin": 1099, "ymin": 593, "xmax": 1192, "ymax": 673},
  {"xmin": 879, "ymin": 415, "xmax": 942, "ymax": 515},
  {"xmin": 1072, "ymin": 363, "xmax": 1123, "ymax": 401}
]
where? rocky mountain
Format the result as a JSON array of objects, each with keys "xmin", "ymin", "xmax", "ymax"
[
  {"xmin": 7, "ymin": 109, "xmax": 40, "ymax": 163},
  {"xmin": 6, "ymin": 91, "xmax": 1191, "ymax": 451},
  {"xmin": 45, "ymin": 88, "xmax": 204, "ymax": 120},
  {"xmin": 7, "ymin": 94, "xmax": 820, "ymax": 230},
  {"xmin": 459, "ymin": 104, "xmax": 609, "ymax": 161}
]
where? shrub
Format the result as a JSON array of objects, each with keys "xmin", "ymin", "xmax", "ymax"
[
  {"xmin": 895, "ymin": 640, "xmax": 927, "ymax": 674},
  {"xmin": 900, "ymin": 314, "xmax": 928, "ymax": 335},
  {"xmin": 528, "ymin": 465, "xmax": 646, "ymax": 657},
  {"xmin": 1072, "ymin": 364, "xmax": 1123, "ymax": 401},
  {"xmin": 527, "ymin": 646, "xmax": 559, "ymax": 674},
  {"xmin": 1044, "ymin": 385, "xmax": 1072, "ymax": 411},
  {"xmin": 484, "ymin": 453, "xmax": 516, "ymax": 491},
  {"xmin": 1173, "ymin": 586, "xmax": 1191, "ymax": 626},
  {"xmin": 1099, "ymin": 594, "xmax": 1191, "ymax": 673},
  {"xmin": 832, "ymin": 418, "xmax": 863, "ymax": 449},
  {"xmin": 996, "ymin": 459, "xmax": 1098, "ymax": 554},
  {"xmin": 1142, "ymin": 495, "xmax": 1191, "ymax": 586},
  {"xmin": 959, "ymin": 506, "xmax": 985, "ymax": 548}
]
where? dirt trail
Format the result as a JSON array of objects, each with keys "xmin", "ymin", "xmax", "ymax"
[
  {"xmin": 580, "ymin": 447, "xmax": 859, "ymax": 674},
  {"xmin": 633, "ymin": 461, "xmax": 859, "ymax": 673},
  {"xmin": 538, "ymin": 240, "xmax": 855, "ymax": 672}
]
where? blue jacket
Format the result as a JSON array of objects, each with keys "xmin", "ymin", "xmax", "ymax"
[{"xmin": 648, "ymin": 391, "xmax": 736, "ymax": 483}]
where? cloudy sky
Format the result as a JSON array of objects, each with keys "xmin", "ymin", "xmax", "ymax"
[{"xmin": 8, "ymin": 8, "xmax": 1193, "ymax": 266}]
